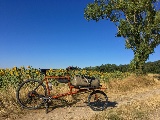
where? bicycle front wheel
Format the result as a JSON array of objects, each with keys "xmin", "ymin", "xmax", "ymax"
[
  {"xmin": 88, "ymin": 90, "xmax": 108, "ymax": 111},
  {"xmin": 16, "ymin": 79, "xmax": 47, "ymax": 109}
]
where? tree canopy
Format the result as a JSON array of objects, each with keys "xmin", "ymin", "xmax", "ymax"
[
  {"xmin": 84, "ymin": 0, "xmax": 160, "ymax": 73},
  {"xmin": 84, "ymin": 60, "xmax": 160, "ymax": 74}
]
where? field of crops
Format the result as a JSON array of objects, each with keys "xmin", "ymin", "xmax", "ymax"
[{"xmin": 0, "ymin": 66, "xmax": 131, "ymax": 89}]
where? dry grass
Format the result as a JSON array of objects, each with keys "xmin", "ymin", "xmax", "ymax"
[
  {"xmin": 0, "ymin": 87, "xmax": 24, "ymax": 120},
  {"xmin": 105, "ymin": 74, "xmax": 158, "ymax": 93},
  {"xmin": 0, "ymin": 74, "xmax": 160, "ymax": 120},
  {"xmin": 90, "ymin": 95, "xmax": 160, "ymax": 120},
  {"xmin": 89, "ymin": 74, "xmax": 160, "ymax": 120},
  {"xmin": 0, "ymin": 82, "xmax": 89, "ymax": 120}
]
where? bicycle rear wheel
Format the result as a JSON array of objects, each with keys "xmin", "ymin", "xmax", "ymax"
[
  {"xmin": 88, "ymin": 90, "xmax": 108, "ymax": 111},
  {"xmin": 16, "ymin": 79, "xmax": 47, "ymax": 109}
]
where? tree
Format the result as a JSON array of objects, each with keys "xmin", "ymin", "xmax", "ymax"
[{"xmin": 84, "ymin": 0, "xmax": 160, "ymax": 73}]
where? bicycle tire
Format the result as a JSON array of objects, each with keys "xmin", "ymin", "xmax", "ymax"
[
  {"xmin": 16, "ymin": 79, "xmax": 47, "ymax": 109},
  {"xmin": 88, "ymin": 90, "xmax": 108, "ymax": 111}
]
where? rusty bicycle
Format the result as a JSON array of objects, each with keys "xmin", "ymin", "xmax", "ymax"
[{"xmin": 16, "ymin": 68, "xmax": 108, "ymax": 113}]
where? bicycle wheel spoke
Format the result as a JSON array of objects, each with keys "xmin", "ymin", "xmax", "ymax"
[
  {"xmin": 23, "ymin": 98, "xmax": 32, "ymax": 105},
  {"xmin": 16, "ymin": 79, "xmax": 47, "ymax": 109},
  {"xmin": 88, "ymin": 90, "xmax": 108, "ymax": 111}
]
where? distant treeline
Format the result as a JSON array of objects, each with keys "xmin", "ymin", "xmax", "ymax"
[{"xmin": 83, "ymin": 60, "xmax": 160, "ymax": 74}]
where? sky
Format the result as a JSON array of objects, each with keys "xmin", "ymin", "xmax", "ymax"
[{"xmin": 0, "ymin": 0, "xmax": 160, "ymax": 69}]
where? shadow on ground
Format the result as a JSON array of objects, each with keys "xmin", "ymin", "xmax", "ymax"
[
  {"xmin": 107, "ymin": 101, "xmax": 118, "ymax": 108},
  {"xmin": 46, "ymin": 99, "xmax": 118, "ymax": 113}
]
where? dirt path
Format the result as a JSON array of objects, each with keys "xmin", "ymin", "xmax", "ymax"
[
  {"xmin": 16, "ymin": 96, "xmax": 102, "ymax": 120},
  {"xmin": 17, "ymin": 105, "xmax": 98, "ymax": 120},
  {"xmin": 14, "ymin": 83, "xmax": 160, "ymax": 120}
]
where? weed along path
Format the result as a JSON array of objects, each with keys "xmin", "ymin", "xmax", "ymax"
[{"xmin": 4, "ymin": 75, "xmax": 160, "ymax": 120}]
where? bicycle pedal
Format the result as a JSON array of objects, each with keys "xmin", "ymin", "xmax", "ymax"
[
  {"xmin": 42, "ymin": 97, "xmax": 52, "ymax": 102},
  {"xmin": 43, "ymin": 97, "xmax": 49, "ymax": 100}
]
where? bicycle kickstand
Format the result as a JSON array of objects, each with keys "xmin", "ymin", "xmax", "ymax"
[
  {"xmin": 43, "ymin": 97, "xmax": 51, "ymax": 114},
  {"xmin": 45, "ymin": 100, "xmax": 49, "ymax": 114}
]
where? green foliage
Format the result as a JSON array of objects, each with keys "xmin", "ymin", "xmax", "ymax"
[
  {"xmin": 84, "ymin": 0, "xmax": 160, "ymax": 73},
  {"xmin": 0, "ymin": 66, "xmax": 44, "ymax": 89},
  {"xmin": 0, "ymin": 66, "xmax": 131, "ymax": 89},
  {"xmin": 84, "ymin": 60, "xmax": 160, "ymax": 74},
  {"xmin": 144, "ymin": 60, "xmax": 160, "ymax": 73},
  {"xmin": 1, "ymin": 60, "xmax": 159, "ymax": 89}
]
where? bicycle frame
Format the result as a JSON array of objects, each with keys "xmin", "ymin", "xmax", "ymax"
[{"xmin": 42, "ymin": 75, "xmax": 106, "ymax": 99}]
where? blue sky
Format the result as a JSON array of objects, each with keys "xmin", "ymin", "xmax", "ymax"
[{"xmin": 0, "ymin": 0, "xmax": 159, "ymax": 69}]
